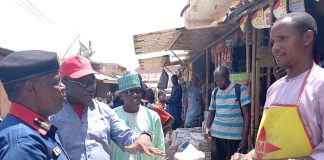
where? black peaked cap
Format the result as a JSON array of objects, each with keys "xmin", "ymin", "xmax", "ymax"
[{"xmin": 0, "ymin": 50, "xmax": 59, "ymax": 85}]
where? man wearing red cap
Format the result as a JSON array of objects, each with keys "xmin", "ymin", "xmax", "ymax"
[{"xmin": 49, "ymin": 55, "xmax": 164, "ymax": 160}]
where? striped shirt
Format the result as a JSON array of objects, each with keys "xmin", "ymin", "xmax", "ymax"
[{"xmin": 209, "ymin": 81, "xmax": 251, "ymax": 140}]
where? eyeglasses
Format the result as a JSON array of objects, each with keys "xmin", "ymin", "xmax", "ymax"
[
  {"xmin": 122, "ymin": 88, "xmax": 143, "ymax": 96},
  {"xmin": 69, "ymin": 80, "xmax": 96, "ymax": 88}
]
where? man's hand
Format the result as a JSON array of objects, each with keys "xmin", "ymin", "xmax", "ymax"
[
  {"xmin": 231, "ymin": 149, "xmax": 255, "ymax": 160},
  {"xmin": 239, "ymin": 139, "xmax": 248, "ymax": 153},
  {"xmin": 204, "ymin": 128, "xmax": 211, "ymax": 142},
  {"xmin": 231, "ymin": 152, "xmax": 250, "ymax": 160},
  {"xmin": 124, "ymin": 134, "xmax": 165, "ymax": 157}
]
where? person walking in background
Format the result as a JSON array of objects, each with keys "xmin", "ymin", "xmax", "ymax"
[
  {"xmin": 232, "ymin": 12, "xmax": 324, "ymax": 160},
  {"xmin": 106, "ymin": 91, "xmax": 114, "ymax": 107},
  {"xmin": 161, "ymin": 75, "xmax": 183, "ymax": 130},
  {"xmin": 184, "ymin": 77, "xmax": 203, "ymax": 128},
  {"xmin": 112, "ymin": 90, "xmax": 124, "ymax": 109},
  {"xmin": 0, "ymin": 50, "xmax": 70, "ymax": 159},
  {"xmin": 205, "ymin": 66, "xmax": 251, "ymax": 160},
  {"xmin": 156, "ymin": 91, "xmax": 167, "ymax": 109},
  {"xmin": 144, "ymin": 87, "xmax": 175, "ymax": 136},
  {"xmin": 50, "ymin": 55, "xmax": 164, "ymax": 160},
  {"xmin": 111, "ymin": 71, "xmax": 165, "ymax": 160}
]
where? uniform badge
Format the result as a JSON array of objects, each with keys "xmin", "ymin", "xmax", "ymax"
[{"xmin": 52, "ymin": 146, "xmax": 62, "ymax": 157}]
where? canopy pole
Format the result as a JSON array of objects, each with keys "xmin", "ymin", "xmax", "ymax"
[
  {"xmin": 163, "ymin": 66, "xmax": 174, "ymax": 75},
  {"xmin": 251, "ymin": 27, "xmax": 257, "ymax": 143},
  {"xmin": 170, "ymin": 50, "xmax": 204, "ymax": 84},
  {"xmin": 205, "ymin": 48, "xmax": 210, "ymax": 111}
]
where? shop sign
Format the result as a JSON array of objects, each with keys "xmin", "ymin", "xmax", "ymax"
[
  {"xmin": 273, "ymin": 0, "xmax": 287, "ymax": 18},
  {"xmin": 264, "ymin": 7, "xmax": 271, "ymax": 28},
  {"xmin": 252, "ymin": 8, "xmax": 264, "ymax": 29},
  {"xmin": 252, "ymin": 7, "xmax": 271, "ymax": 29},
  {"xmin": 240, "ymin": 15, "xmax": 248, "ymax": 32},
  {"xmin": 289, "ymin": 0, "xmax": 305, "ymax": 12}
]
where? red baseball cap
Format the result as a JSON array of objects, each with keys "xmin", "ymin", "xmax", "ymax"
[{"xmin": 60, "ymin": 55, "xmax": 98, "ymax": 78}]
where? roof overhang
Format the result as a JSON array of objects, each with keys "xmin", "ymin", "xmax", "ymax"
[
  {"xmin": 170, "ymin": 24, "xmax": 234, "ymax": 51},
  {"xmin": 95, "ymin": 74, "xmax": 118, "ymax": 84},
  {"xmin": 133, "ymin": 24, "xmax": 234, "ymax": 55},
  {"xmin": 133, "ymin": 28, "xmax": 182, "ymax": 55},
  {"xmin": 138, "ymin": 55, "xmax": 170, "ymax": 70}
]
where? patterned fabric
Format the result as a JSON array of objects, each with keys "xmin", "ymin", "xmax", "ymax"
[
  {"xmin": 118, "ymin": 71, "xmax": 141, "ymax": 91},
  {"xmin": 185, "ymin": 85, "xmax": 203, "ymax": 127},
  {"xmin": 111, "ymin": 106, "xmax": 165, "ymax": 160},
  {"xmin": 209, "ymin": 81, "xmax": 251, "ymax": 140}
]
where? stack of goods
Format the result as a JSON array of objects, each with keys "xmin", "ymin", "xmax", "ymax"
[
  {"xmin": 199, "ymin": 141, "xmax": 211, "ymax": 160},
  {"xmin": 190, "ymin": 132, "xmax": 211, "ymax": 160},
  {"xmin": 174, "ymin": 144, "xmax": 205, "ymax": 160},
  {"xmin": 169, "ymin": 127, "xmax": 211, "ymax": 160}
]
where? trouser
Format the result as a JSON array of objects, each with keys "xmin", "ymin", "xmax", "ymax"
[{"xmin": 210, "ymin": 137, "xmax": 240, "ymax": 160}]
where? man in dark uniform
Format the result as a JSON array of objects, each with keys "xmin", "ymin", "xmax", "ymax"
[{"xmin": 0, "ymin": 50, "xmax": 70, "ymax": 159}]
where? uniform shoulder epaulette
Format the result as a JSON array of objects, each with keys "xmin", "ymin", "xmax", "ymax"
[{"xmin": 34, "ymin": 118, "xmax": 51, "ymax": 131}]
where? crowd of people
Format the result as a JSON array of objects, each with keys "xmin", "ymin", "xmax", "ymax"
[
  {"xmin": 0, "ymin": 12, "xmax": 323, "ymax": 160},
  {"xmin": 0, "ymin": 51, "xmax": 203, "ymax": 159}
]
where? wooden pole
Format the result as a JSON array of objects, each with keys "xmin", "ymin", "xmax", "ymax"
[
  {"xmin": 246, "ymin": 23, "xmax": 251, "ymax": 75},
  {"xmin": 267, "ymin": 1, "xmax": 274, "ymax": 89},
  {"xmin": 245, "ymin": 20, "xmax": 253, "ymax": 148},
  {"xmin": 254, "ymin": 29, "xmax": 263, "ymax": 142},
  {"xmin": 170, "ymin": 50, "xmax": 204, "ymax": 84},
  {"xmin": 205, "ymin": 48, "xmax": 210, "ymax": 111},
  {"xmin": 251, "ymin": 28, "xmax": 257, "ymax": 143}
]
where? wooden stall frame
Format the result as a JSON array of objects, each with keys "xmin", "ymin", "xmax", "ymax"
[
  {"xmin": 251, "ymin": 27, "xmax": 257, "ymax": 144},
  {"xmin": 205, "ymin": 48, "xmax": 210, "ymax": 111}
]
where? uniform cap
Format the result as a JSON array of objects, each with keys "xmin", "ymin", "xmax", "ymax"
[{"xmin": 0, "ymin": 50, "xmax": 59, "ymax": 85}]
